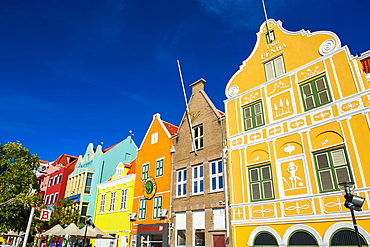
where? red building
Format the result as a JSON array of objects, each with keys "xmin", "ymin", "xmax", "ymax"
[{"xmin": 42, "ymin": 154, "xmax": 78, "ymax": 205}]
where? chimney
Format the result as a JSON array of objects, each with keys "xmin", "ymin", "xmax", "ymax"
[{"xmin": 189, "ymin": 78, "xmax": 206, "ymax": 95}]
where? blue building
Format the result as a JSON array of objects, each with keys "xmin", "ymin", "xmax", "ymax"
[{"xmin": 65, "ymin": 136, "xmax": 137, "ymax": 222}]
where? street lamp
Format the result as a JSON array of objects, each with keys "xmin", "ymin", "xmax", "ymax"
[
  {"xmin": 82, "ymin": 216, "xmax": 95, "ymax": 247},
  {"xmin": 338, "ymin": 182, "xmax": 365, "ymax": 247}
]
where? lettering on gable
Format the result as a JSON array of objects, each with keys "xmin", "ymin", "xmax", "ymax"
[{"xmin": 261, "ymin": 40, "xmax": 287, "ymax": 60}]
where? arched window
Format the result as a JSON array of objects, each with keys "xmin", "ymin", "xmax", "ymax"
[
  {"xmin": 254, "ymin": 232, "xmax": 278, "ymax": 246},
  {"xmin": 289, "ymin": 231, "xmax": 318, "ymax": 246},
  {"xmin": 331, "ymin": 229, "xmax": 367, "ymax": 246}
]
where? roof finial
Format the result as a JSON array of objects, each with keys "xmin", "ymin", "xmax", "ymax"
[{"xmin": 129, "ymin": 130, "xmax": 134, "ymax": 142}]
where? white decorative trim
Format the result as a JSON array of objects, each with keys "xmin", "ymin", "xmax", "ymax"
[
  {"xmin": 228, "ymin": 85, "xmax": 239, "ymax": 97},
  {"xmin": 224, "ymin": 19, "xmax": 341, "ymax": 99},
  {"xmin": 282, "ymin": 224, "xmax": 323, "ymax": 246},
  {"xmin": 319, "ymin": 39, "xmax": 336, "ymax": 56},
  {"xmin": 323, "ymin": 222, "xmax": 370, "ymax": 245},
  {"xmin": 247, "ymin": 226, "xmax": 282, "ymax": 246}
]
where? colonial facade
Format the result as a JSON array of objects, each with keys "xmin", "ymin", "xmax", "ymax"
[
  {"xmin": 170, "ymin": 79, "xmax": 229, "ymax": 247},
  {"xmin": 224, "ymin": 19, "xmax": 370, "ymax": 246},
  {"xmin": 41, "ymin": 154, "xmax": 77, "ymax": 205},
  {"xmin": 131, "ymin": 113, "xmax": 178, "ymax": 247},
  {"xmin": 65, "ymin": 136, "xmax": 137, "ymax": 223},
  {"xmin": 93, "ymin": 159, "xmax": 136, "ymax": 247}
]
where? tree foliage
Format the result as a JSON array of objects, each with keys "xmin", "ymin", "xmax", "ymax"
[
  {"xmin": 35, "ymin": 198, "xmax": 81, "ymax": 233},
  {"xmin": 0, "ymin": 141, "xmax": 41, "ymax": 233}
]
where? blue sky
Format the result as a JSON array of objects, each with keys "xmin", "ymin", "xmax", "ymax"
[{"xmin": 1, "ymin": 0, "xmax": 369, "ymax": 161}]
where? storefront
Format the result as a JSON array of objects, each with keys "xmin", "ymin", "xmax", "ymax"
[{"xmin": 136, "ymin": 223, "xmax": 168, "ymax": 247}]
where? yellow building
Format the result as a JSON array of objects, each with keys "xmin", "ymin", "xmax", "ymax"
[
  {"xmin": 93, "ymin": 159, "xmax": 136, "ymax": 247},
  {"xmin": 224, "ymin": 19, "xmax": 370, "ymax": 247}
]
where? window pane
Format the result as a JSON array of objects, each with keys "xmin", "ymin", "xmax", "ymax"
[
  {"xmin": 319, "ymin": 170, "xmax": 334, "ymax": 191},
  {"xmin": 265, "ymin": 61, "xmax": 274, "ymax": 81},
  {"xmin": 305, "ymin": 96, "xmax": 315, "ymax": 109},
  {"xmin": 195, "ymin": 231, "xmax": 205, "ymax": 246},
  {"xmin": 245, "ymin": 118, "xmax": 253, "ymax": 130},
  {"xmin": 315, "ymin": 78, "xmax": 326, "ymax": 91},
  {"xmin": 178, "ymin": 172, "xmax": 182, "ymax": 182},
  {"xmin": 318, "ymin": 91, "xmax": 330, "ymax": 104},
  {"xmin": 332, "ymin": 149, "xmax": 347, "ymax": 166},
  {"xmin": 250, "ymin": 169, "xmax": 259, "ymax": 182},
  {"xmin": 184, "ymin": 170, "xmax": 187, "ymax": 180},
  {"xmin": 254, "ymin": 103, "xmax": 262, "ymax": 114},
  {"xmin": 244, "ymin": 107, "xmax": 251, "ymax": 117},
  {"xmin": 251, "ymin": 183, "xmax": 261, "ymax": 200},
  {"xmin": 183, "ymin": 184, "xmax": 186, "ymax": 195},
  {"xmin": 274, "ymin": 56, "xmax": 285, "ymax": 77},
  {"xmin": 263, "ymin": 181, "xmax": 273, "ymax": 199},
  {"xmin": 335, "ymin": 167, "xmax": 350, "ymax": 184},
  {"xmin": 212, "ymin": 177, "xmax": 216, "ymax": 190},
  {"xmin": 177, "ymin": 230, "xmax": 186, "ymax": 245},
  {"xmin": 218, "ymin": 176, "xmax": 224, "ymax": 189},
  {"xmin": 255, "ymin": 115, "xmax": 264, "ymax": 126},
  {"xmin": 194, "ymin": 167, "xmax": 198, "ymax": 179},
  {"xmin": 316, "ymin": 153, "xmax": 330, "ymax": 169},
  {"xmin": 302, "ymin": 84, "xmax": 312, "ymax": 96},
  {"xmin": 211, "ymin": 163, "xmax": 216, "ymax": 175},
  {"xmin": 218, "ymin": 161, "xmax": 223, "ymax": 173},
  {"xmin": 261, "ymin": 166, "xmax": 271, "ymax": 180}
]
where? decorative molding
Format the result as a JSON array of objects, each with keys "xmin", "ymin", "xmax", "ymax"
[
  {"xmin": 319, "ymin": 39, "xmax": 336, "ymax": 55},
  {"xmin": 228, "ymin": 85, "xmax": 239, "ymax": 97},
  {"xmin": 268, "ymin": 81, "xmax": 290, "ymax": 95}
]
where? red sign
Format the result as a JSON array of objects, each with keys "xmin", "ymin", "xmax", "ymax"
[
  {"xmin": 139, "ymin": 225, "xmax": 164, "ymax": 232},
  {"xmin": 40, "ymin": 209, "xmax": 52, "ymax": 221}
]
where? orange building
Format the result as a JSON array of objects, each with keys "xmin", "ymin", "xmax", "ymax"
[{"xmin": 130, "ymin": 113, "xmax": 178, "ymax": 247}]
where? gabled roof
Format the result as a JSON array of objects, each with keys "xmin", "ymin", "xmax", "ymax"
[
  {"xmin": 138, "ymin": 113, "xmax": 178, "ymax": 150},
  {"xmin": 127, "ymin": 158, "xmax": 136, "ymax": 175},
  {"xmin": 162, "ymin": 120, "xmax": 179, "ymax": 135},
  {"xmin": 50, "ymin": 154, "xmax": 78, "ymax": 168}
]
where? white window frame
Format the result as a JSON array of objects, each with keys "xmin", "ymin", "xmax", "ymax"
[
  {"xmin": 110, "ymin": 191, "xmax": 116, "ymax": 211},
  {"xmin": 193, "ymin": 124, "xmax": 204, "ymax": 150},
  {"xmin": 138, "ymin": 198, "xmax": 147, "ymax": 220},
  {"xmin": 177, "ymin": 169, "xmax": 187, "ymax": 197},
  {"xmin": 54, "ymin": 192, "xmax": 58, "ymax": 202},
  {"xmin": 153, "ymin": 196, "xmax": 162, "ymax": 219},
  {"xmin": 156, "ymin": 158, "xmax": 164, "ymax": 177},
  {"xmin": 210, "ymin": 159, "xmax": 223, "ymax": 192},
  {"xmin": 264, "ymin": 55, "xmax": 285, "ymax": 81},
  {"xmin": 151, "ymin": 132, "xmax": 158, "ymax": 144},
  {"xmin": 100, "ymin": 194, "xmax": 106, "ymax": 212},
  {"xmin": 193, "ymin": 164, "xmax": 204, "ymax": 195},
  {"xmin": 141, "ymin": 163, "xmax": 149, "ymax": 181},
  {"xmin": 120, "ymin": 189, "xmax": 128, "ymax": 210}
]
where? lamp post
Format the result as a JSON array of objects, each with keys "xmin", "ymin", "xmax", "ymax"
[
  {"xmin": 338, "ymin": 182, "xmax": 365, "ymax": 247},
  {"xmin": 82, "ymin": 216, "xmax": 95, "ymax": 247}
]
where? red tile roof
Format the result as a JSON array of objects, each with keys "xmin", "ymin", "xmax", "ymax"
[{"xmin": 162, "ymin": 120, "xmax": 179, "ymax": 135}]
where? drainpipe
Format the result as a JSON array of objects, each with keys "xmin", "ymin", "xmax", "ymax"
[{"xmin": 219, "ymin": 116, "xmax": 231, "ymax": 246}]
